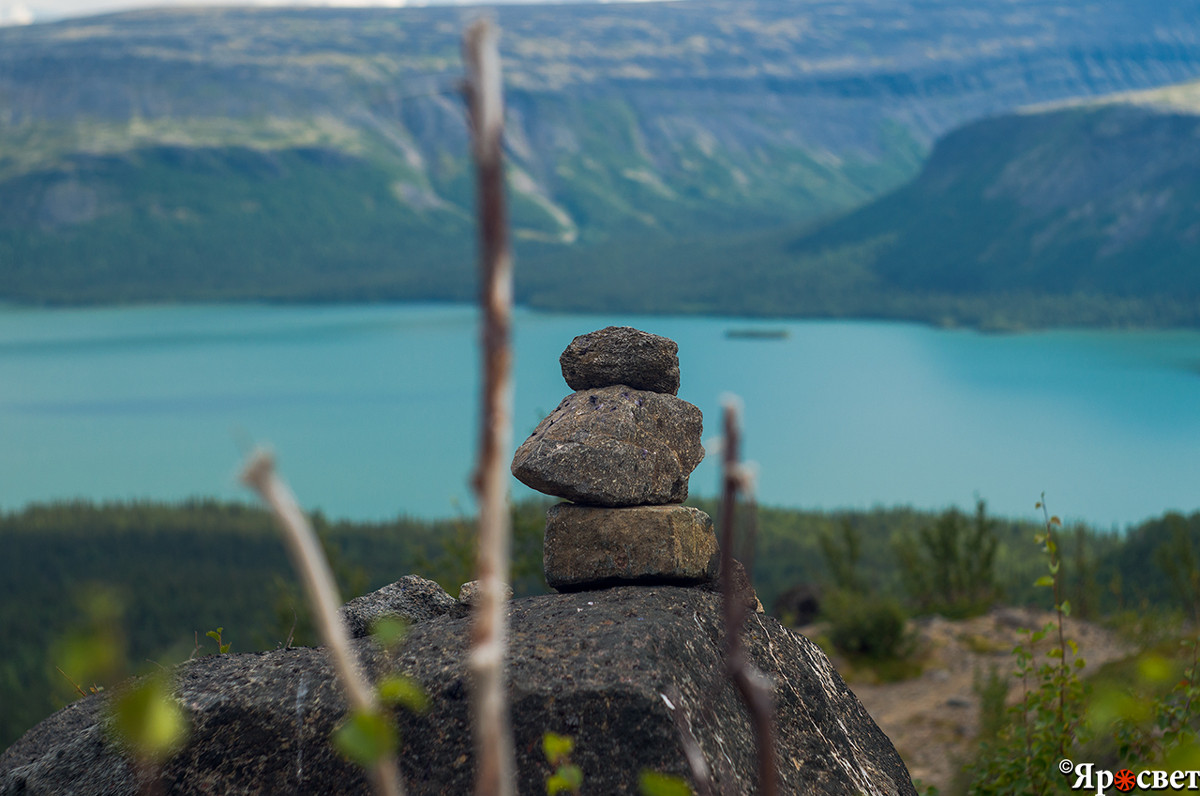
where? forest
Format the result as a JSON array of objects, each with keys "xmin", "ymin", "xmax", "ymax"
[{"xmin": 4, "ymin": 495, "xmax": 1199, "ymax": 769}]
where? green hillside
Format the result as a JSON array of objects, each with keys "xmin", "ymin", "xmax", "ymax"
[
  {"xmin": 5, "ymin": 3, "xmax": 1200, "ymax": 317},
  {"xmin": 774, "ymin": 96, "xmax": 1200, "ymax": 329},
  {"xmin": 0, "ymin": 145, "xmax": 476, "ymax": 303},
  {"xmin": 797, "ymin": 104, "xmax": 1200, "ymax": 295}
]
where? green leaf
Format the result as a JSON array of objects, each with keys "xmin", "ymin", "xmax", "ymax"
[
  {"xmin": 547, "ymin": 765, "xmax": 583, "ymax": 794},
  {"xmin": 1088, "ymin": 688, "xmax": 1153, "ymax": 730},
  {"xmin": 378, "ymin": 675, "xmax": 429, "ymax": 714},
  {"xmin": 1048, "ymin": 560, "xmax": 1059, "ymax": 574},
  {"xmin": 542, "ymin": 732, "xmax": 574, "ymax": 766},
  {"xmin": 639, "ymin": 771, "xmax": 693, "ymax": 796},
  {"xmin": 1060, "ymin": 600, "xmax": 1071, "ymax": 617},
  {"xmin": 1033, "ymin": 575, "xmax": 1054, "ymax": 588},
  {"xmin": 109, "ymin": 674, "xmax": 189, "ymax": 763},
  {"xmin": 205, "ymin": 628, "xmax": 230, "ymax": 654},
  {"xmin": 332, "ymin": 709, "xmax": 397, "ymax": 767},
  {"xmin": 57, "ymin": 633, "xmax": 121, "ymax": 686},
  {"xmin": 1138, "ymin": 654, "xmax": 1175, "ymax": 685},
  {"xmin": 371, "ymin": 617, "xmax": 409, "ymax": 650}
]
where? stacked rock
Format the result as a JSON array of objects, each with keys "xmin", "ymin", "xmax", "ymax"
[{"xmin": 511, "ymin": 326, "xmax": 719, "ymax": 592}]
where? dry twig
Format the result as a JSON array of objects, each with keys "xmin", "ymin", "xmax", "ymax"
[
  {"xmin": 718, "ymin": 400, "xmax": 779, "ymax": 796},
  {"xmin": 240, "ymin": 450, "xmax": 404, "ymax": 796},
  {"xmin": 462, "ymin": 17, "xmax": 517, "ymax": 796}
]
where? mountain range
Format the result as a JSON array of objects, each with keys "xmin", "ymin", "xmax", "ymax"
[{"xmin": 3, "ymin": 0, "xmax": 1200, "ymax": 325}]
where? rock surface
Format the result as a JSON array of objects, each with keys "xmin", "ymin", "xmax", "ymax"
[
  {"xmin": 339, "ymin": 574, "xmax": 462, "ymax": 638},
  {"xmin": 511, "ymin": 386, "xmax": 704, "ymax": 507},
  {"xmin": 543, "ymin": 503, "xmax": 719, "ymax": 591},
  {"xmin": 560, "ymin": 326, "xmax": 680, "ymax": 395},
  {"xmin": 700, "ymin": 558, "xmax": 764, "ymax": 614},
  {"xmin": 0, "ymin": 585, "xmax": 916, "ymax": 796},
  {"xmin": 457, "ymin": 579, "xmax": 514, "ymax": 606}
]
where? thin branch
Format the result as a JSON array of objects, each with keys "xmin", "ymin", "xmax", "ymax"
[
  {"xmin": 463, "ymin": 17, "xmax": 516, "ymax": 796},
  {"xmin": 719, "ymin": 400, "xmax": 778, "ymax": 796},
  {"xmin": 736, "ymin": 462, "xmax": 760, "ymax": 590},
  {"xmin": 240, "ymin": 450, "xmax": 404, "ymax": 796},
  {"xmin": 56, "ymin": 666, "xmax": 89, "ymax": 699},
  {"xmin": 1039, "ymin": 494, "xmax": 1069, "ymax": 760}
]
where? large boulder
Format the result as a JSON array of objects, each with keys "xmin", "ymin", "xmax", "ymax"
[
  {"xmin": 0, "ymin": 585, "xmax": 915, "ymax": 796},
  {"xmin": 511, "ymin": 386, "xmax": 704, "ymax": 507},
  {"xmin": 560, "ymin": 326, "xmax": 680, "ymax": 395},
  {"xmin": 543, "ymin": 503, "xmax": 719, "ymax": 591}
]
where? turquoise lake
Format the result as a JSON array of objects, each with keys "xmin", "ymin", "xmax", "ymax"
[{"xmin": 2, "ymin": 302, "xmax": 1198, "ymax": 529}]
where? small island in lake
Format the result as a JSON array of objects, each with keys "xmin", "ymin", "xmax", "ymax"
[{"xmin": 725, "ymin": 328, "xmax": 789, "ymax": 340}]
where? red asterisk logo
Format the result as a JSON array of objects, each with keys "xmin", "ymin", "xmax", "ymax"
[{"xmin": 1114, "ymin": 769, "xmax": 1136, "ymax": 792}]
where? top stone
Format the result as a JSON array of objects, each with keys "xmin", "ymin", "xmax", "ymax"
[{"xmin": 560, "ymin": 326, "xmax": 680, "ymax": 395}]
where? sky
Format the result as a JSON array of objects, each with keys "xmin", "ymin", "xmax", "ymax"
[{"xmin": 0, "ymin": 0, "xmax": 653, "ymax": 26}]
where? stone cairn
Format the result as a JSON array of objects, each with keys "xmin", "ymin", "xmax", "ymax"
[{"xmin": 512, "ymin": 326, "xmax": 719, "ymax": 591}]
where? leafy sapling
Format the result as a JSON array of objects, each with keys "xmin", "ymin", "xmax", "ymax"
[
  {"xmin": 331, "ymin": 613, "xmax": 430, "ymax": 772},
  {"xmin": 966, "ymin": 495, "xmax": 1088, "ymax": 795},
  {"xmin": 54, "ymin": 585, "xmax": 189, "ymax": 779},
  {"xmin": 205, "ymin": 627, "xmax": 231, "ymax": 654},
  {"xmin": 241, "ymin": 448, "xmax": 405, "ymax": 796}
]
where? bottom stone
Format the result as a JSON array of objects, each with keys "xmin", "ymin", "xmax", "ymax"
[{"xmin": 544, "ymin": 503, "xmax": 719, "ymax": 591}]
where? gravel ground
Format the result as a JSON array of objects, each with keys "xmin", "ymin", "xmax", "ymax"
[{"xmin": 809, "ymin": 607, "xmax": 1135, "ymax": 793}]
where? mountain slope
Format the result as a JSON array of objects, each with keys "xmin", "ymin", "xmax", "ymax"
[
  {"xmin": 5, "ymin": 2, "xmax": 1200, "ymax": 309},
  {"xmin": 781, "ymin": 88, "xmax": 1200, "ymax": 328}
]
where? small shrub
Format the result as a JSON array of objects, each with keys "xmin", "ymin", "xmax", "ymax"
[
  {"xmin": 895, "ymin": 499, "xmax": 998, "ymax": 619},
  {"xmin": 825, "ymin": 590, "xmax": 910, "ymax": 661},
  {"xmin": 1089, "ymin": 639, "xmax": 1200, "ymax": 774}
]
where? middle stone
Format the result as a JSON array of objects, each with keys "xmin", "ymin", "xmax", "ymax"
[
  {"xmin": 543, "ymin": 503, "xmax": 719, "ymax": 591},
  {"xmin": 511, "ymin": 384, "xmax": 704, "ymax": 507}
]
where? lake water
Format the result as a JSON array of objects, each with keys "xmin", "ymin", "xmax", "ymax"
[{"xmin": 2, "ymin": 302, "xmax": 1198, "ymax": 529}]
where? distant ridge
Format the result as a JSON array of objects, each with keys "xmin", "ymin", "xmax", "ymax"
[{"xmin": 5, "ymin": 2, "xmax": 1200, "ymax": 323}]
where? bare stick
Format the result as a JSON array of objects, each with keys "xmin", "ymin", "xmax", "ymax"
[
  {"xmin": 737, "ymin": 463, "xmax": 760, "ymax": 591},
  {"xmin": 463, "ymin": 17, "xmax": 516, "ymax": 796},
  {"xmin": 718, "ymin": 400, "xmax": 778, "ymax": 796},
  {"xmin": 241, "ymin": 451, "xmax": 404, "ymax": 796}
]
